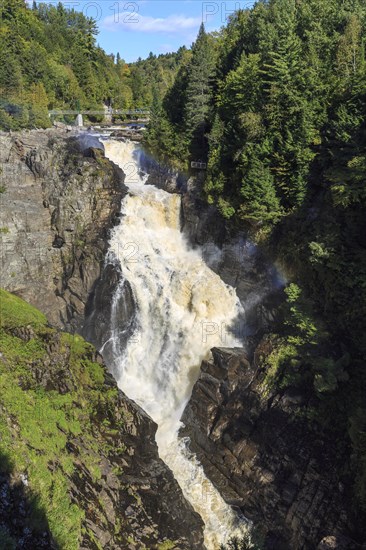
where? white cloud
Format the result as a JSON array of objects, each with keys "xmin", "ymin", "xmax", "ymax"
[{"xmin": 102, "ymin": 12, "xmax": 202, "ymax": 34}]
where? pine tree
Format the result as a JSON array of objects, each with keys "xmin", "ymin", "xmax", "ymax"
[
  {"xmin": 163, "ymin": 48, "xmax": 191, "ymax": 126},
  {"xmin": 0, "ymin": 39, "xmax": 23, "ymax": 94},
  {"xmin": 184, "ymin": 23, "xmax": 216, "ymax": 160},
  {"xmin": 0, "ymin": 0, "xmax": 26, "ymax": 20},
  {"xmin": 238, "ymin": 146, "xmax": 282, "ymax": 224},
  {"xmin": 262, "ymin": 26, "xmax": 317, "ymax": 209}
]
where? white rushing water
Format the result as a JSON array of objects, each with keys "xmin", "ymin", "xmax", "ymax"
[{"xmin": 103, "ymin": 139, "xmax": 249, "ymax": 548}]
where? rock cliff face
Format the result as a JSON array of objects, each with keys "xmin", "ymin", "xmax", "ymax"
[
  {"xmin": 0, "ymin": 131, "xmax": 205, "ymax": 549},
  {"xmin": 0, "ymin": 129, "xmax": 126, "ymax": 332},
  {"xmin": 0, "ymin": 289, "xmax": 204, "ymax": 549},
  {"xmin": 82, "ymin": 260, "xmax": 137, "ymax": 378},
  {"xmin": 180, "ymin": 346, "xmax": 362, "ymax": 550}
]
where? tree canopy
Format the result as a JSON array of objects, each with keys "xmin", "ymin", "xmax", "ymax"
[
  {"xmin": 145, "ymin": 0, "xmax": 366, "ymax": 518},
  {"xmin": 0, "ymin": 0, "xmax": 182, "ymax": 128}
]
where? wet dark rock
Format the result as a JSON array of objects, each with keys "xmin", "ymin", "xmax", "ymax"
[
  {"xmin": 180, "ymin": 345, "xmax": 363, "ymax": 549},
  {"xmin": 52, "ymin": 235, "xmax": 65, "ymax": 248},
  {"xmin": 83, "ymin": 260, "xmax": 136, "ymax": 375},
  {"xmin": 76, "ymin": 133, "xmax": 105, "ymax": 155},
  {"xmin": 110, "ymin": 129, "xmax": 144, "ymax": 141},
  {"xmin": 0, "ymin": 129, "xmax": 205, "ymax": 549},
  {"xmin": 181, "ymin": 183, "xmax": 227, "ymax": 247}
]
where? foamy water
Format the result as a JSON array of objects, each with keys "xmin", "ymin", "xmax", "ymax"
[{"xmin": 102, "ymin": 139, "xmax": 249, "ymax": 548}]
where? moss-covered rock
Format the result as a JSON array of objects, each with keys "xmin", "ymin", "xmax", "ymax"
[{"xmin": 0, "ymin": 289, "xmax": 204, "ymax": 549}]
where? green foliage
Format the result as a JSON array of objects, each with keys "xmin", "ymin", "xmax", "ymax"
[
  {"xmin": 27, "ymin": 82, "xmax": 51, "ymax": 128},
  {"xmin": 0, "ymin": 108, "xmax": 16, "ymax": 130},
  {"xmin": 262, "ymin": 283, "xmax": 352, "ymax": 396},
  {"xmin": 0, "ymin": 288, "xmax": 47, "ymax": 328},
  {"xmin": 144, "ymin": 88, "xmax": 177, "ymax": 165},
  {"xmin": 217, "ymin": 197, "xmax": 236, "ymax": 220},
  {"xmin": 0, "ymin": 0, "xmax": 182, "ymax": 130},
  {"xmin": 237, "ymin": 149, "xmax": 282, "ymax": 224},
  {"xmin": 148, "ymin": 0, "xmax": 365, "ymax": 230},
  {"xmin": 262, "ymin": 338, "xmax": 300, "ymax": 393},
  {"xmin": 220, "ymin": 531, "xmax": 263, "ymax": 550},
  {"xmin": 145, "ymin": 25, "xmax": 217, "ymax": 165},
  {"xmin": 284, "ymin": 284, "xmax": 317, "ymax": 343},
  {"xmin": 0, "ymin": 289, "xmax": 126, "ymax": 548},
  {"xmin": 184, "ymin": 24, "xmax": 216, "ymax": 160},
  {"xmin": 157, "ymin": 541, "xmax": 176, "ymax": 550}
]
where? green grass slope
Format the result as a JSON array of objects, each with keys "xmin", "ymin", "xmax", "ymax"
[{"xmin": 0, "ymin": 289, "xmax": 123, "ymax": 548}]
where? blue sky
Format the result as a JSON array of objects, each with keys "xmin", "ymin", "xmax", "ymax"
[{"xmin": 60, "ymin": 1, "xmax": 254, "ymax": 62}]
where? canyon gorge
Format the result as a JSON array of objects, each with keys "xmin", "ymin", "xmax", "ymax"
[{"xmin": 0, "ymin": 129, "xmax": 364, "ymax": 550}]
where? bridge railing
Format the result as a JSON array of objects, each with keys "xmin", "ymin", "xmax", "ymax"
[{"xmin": 49, "ymin": 109, "xmax": 150, "ymax": 116}]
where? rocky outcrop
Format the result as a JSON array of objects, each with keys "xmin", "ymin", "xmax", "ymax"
[
  {"xmin": 140, "ymin": 152, "xmax": 188, "ymax": 194},
  {"xmin": 0, "ymin": 129, "xmax": 126, "ymax": 332},
  {"xmin": 110, "ymin": 128, "xmax": 145, "ymax": 142},
  {"xmin": 71, "ymin": 370, "xmax": 205, "ymax": 550},
  {"xmin": 0, "ymin": 130, "xmax": 205, "ymax": 548},
  {"xmin": 82, "ymin": 258, "xmax": 137, "ymax": 376},
  {"xmin": 180, "ymin": 346, "xmax": 363, "ymax": 550},
  {"xmin": 0, "ymin": 289, "xmax": 204, "ymax": 549}
]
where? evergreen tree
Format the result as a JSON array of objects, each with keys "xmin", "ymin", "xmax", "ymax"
[
  {"xmin": 0, "ymin": 0, "xmax": 26, "ymax": 20},
  {"xmin": 336, "ymin": 14, "xmax": 363, "ymax": 81},
  {"xmin": 0, "ymin": 37, "xmax": 23, "ymax": 94},
  {"xmin": 237, "ymin": 146, "xmax": 282, "ymax": 223},
  {"xmin": 163, "ymin": 48, "xmax": 191, "ymax": 126},
  {"xmin": 0, "ymin": 0, "xmax": 183, "ymax": 129},
  {"xmin": 184, "ymin": 23, "xmax": 216, "ymax": 160},
  {"xmin": 262, "ymin": 22, "xmax": 316, "ymax": 208},
  {"xmin": 144, "ymin": 87, "xmax": 174, "ymax": 162}
]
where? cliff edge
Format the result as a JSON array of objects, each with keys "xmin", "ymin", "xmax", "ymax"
[{"xmin": 0, "ymin": 129, "xmax": 125, "ymax": 332}]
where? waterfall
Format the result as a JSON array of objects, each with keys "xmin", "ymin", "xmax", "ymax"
[{"xmin": 102, "ymin": 139, "xmax": 249, "ymax": 548}]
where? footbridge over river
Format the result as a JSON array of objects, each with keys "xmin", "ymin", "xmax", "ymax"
[{"xmin": 48, "ymin": 108, "xmax": 150, "ymax": 126}]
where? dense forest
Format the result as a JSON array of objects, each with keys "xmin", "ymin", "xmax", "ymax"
[
  {"xmin": 0, "ymin": 0, "xmax": 183, "ymax": 128},
  {"xmin": 146, "ymin": 0, "xmax": 366, "ymax": 518}
]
